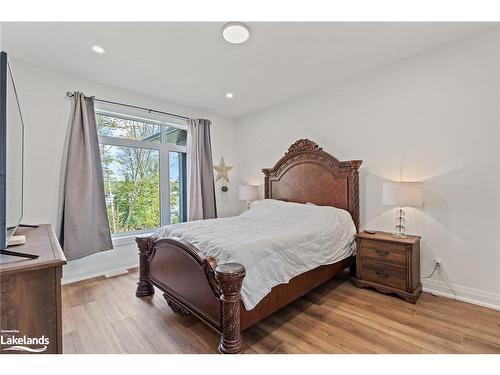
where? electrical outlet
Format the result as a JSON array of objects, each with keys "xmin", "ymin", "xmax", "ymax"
[{"xmin": 434, "ymin": 258, "xmax": 443, "ymax": 268}]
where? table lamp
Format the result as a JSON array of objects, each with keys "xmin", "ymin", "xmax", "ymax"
[
  {"xmin": 382, "ymin": 181, "xmax": 423, "ymax": 238},
  {"xmin": 239, "ymin": 185, "xmax": 259, "ymax": 210}
]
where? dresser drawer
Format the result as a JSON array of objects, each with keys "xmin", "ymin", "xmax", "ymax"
[
  {"xmin": 359, "ymin": 239, "xmax": 407, "ymax": 266},
  {"xmin": 360, "ymin": 259, "xmax": 407, "ymax": 290}
]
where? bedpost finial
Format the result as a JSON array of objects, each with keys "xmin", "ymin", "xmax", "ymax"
[
  {"xmin": 349, "ymin": 160, "xmax": 363, "ymax": 172},
  {"xmin": 286, "ymin": 139, "xmax": 322, "ymax": 154}
]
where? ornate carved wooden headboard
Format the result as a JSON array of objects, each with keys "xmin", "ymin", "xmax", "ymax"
[{"xmin": 262, "ymin": 139, "xmax": 362, "ymax": 230}]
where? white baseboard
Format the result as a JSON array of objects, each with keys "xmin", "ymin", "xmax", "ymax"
[
  {"xmin": 105, "ymin": 269, "xmax": 130, "ymax": 278},
  {"xmin": 422, "ymin": 278, "xmax": 500, "ymax": 311},
  {"xmin": 62, "ymin": 256, "xmax": 138, "ymax": 285}
]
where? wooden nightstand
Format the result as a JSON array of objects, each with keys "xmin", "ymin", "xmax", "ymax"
[{"xmin": 354, "ymin": 231, "xmax": 421, "ymax": 303}]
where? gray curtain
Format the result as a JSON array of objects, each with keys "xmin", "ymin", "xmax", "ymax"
[
  {"xmin": 187, "ymin": 119, "xmax": 217, "ymax": 221},
  {"xmin": 60, "ymin": 92, "xmax": 113, "ymax": 260}
]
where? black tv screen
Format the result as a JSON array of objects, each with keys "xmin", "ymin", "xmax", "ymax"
[{"xmin": 0, "ymin": 51, "xmax": 24, "ymax": 249}]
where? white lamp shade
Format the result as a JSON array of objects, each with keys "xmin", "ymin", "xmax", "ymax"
[
  {"xmin": 382, "ymin": 182, "xmax": 423, "ymax": 207},
  {"xmin": 238, "ymin": 185, "xmax": 259, "ymax": 201}
]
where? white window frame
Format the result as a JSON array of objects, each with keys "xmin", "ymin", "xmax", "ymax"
[{"xmin": 95, "ymin": 104, "xmax": 188, "ymax": 239}]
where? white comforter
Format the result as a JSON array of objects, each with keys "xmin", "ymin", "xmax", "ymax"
[{"xmin": 155, "ymin": 199, "xmax": 356, "ymax": 310}]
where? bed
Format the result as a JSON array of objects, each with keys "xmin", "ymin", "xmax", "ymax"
[{"xmin": 135, "ymin": 139, "xmax": 362, "ymax": 354}]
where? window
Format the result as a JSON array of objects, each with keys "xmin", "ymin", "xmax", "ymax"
[{"xmin": 96, "ymin": 109, "xmax": 187, "ymax": 236}]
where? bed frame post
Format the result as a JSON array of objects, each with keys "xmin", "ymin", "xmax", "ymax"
[
  {"xmin": 215, "ymin": 263, "xmax": 246, "ymax": 354},
  {"xmin": 135, "ymin": 236, "xmax": 156, "ymax": 297},
  {"xmin": 349, "ymin": 160, "xmax": 362, "ymax": 277}
]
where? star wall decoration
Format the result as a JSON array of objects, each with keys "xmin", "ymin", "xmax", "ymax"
[{"xmin": 213, "ymin": 157, "xmax": 233, "ymax": 183}]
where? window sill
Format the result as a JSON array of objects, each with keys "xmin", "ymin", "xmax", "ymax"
[{"xmin": 112, "ymin": 231, "xmax": 155, "ymax": 247}]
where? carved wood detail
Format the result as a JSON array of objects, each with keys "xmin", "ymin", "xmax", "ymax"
[
  {"xmin": 135, "ymin": 236, "xmax": 157, "ymax": 297},
  {"xmin": 263, "ymin": 139, "xmax": 362, "ymax": 230},
  {"xmin": 286, "ymin": 138, "xmax": 323, "ymax": 154},
  {"xmin": 203, "ymin": 256, "xmax": 222, "ymax": 297},
  {"xmin": 351, "ymin": 165, "xmax": 360, "ymax": 231},
  {"xmin": 215, "ymin": 263, "xmax": 246, "ymax": 354},
  {"xmin": 164, "ymin": 294, "xmax": 191, "ymax": 316}
]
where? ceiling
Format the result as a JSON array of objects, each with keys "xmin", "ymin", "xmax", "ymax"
[{"xmin": 1, "ymin": 22, "xmax": 495, "ymax": 118}]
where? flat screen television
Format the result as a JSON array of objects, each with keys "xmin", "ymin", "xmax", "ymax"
[{"xmin": 0, "ymin": 51, "xmax": 26, "ymax": 252}]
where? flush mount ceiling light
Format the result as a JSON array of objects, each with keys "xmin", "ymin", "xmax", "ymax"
[
  {"xmin": 222, "ymin": 22, "xmax": 250, "ymax": 44},
  {"xmin": 92, "ymin": 45, "xmax": 106, "ymax": 54},
  {"xmin": 225, "ymin": 92, "xmax": 234, "ymax": 99}
]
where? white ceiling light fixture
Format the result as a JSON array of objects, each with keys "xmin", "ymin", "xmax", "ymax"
[
  {"xmin": 222, "ymin": 22, "xmax": 250, "ymax": 44},
  {"xmin": 225, "ymin": 92, "xmax": 234, "ymax": 99},
  {"xmin": 92, "ymin": 45, "xmax": 106, "ymax": 54}
]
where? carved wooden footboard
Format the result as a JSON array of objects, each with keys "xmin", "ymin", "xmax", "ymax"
[{"xmin": 135, "ymin": 236, "xmax": 246, "ymax": 354}]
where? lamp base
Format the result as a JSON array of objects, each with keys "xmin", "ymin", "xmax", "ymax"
[{"xmin": 393, "ymin": 207, "xmax": 407, "ymax": 239}]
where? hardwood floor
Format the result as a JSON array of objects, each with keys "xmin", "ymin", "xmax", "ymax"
[{"xmin": 62, "ymin": 269, "xmax": 500, "ymax": 354}]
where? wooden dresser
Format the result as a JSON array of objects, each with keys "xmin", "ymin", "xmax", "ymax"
[
  {"xmin": 0, "ymin": 225, "xmax": 66, "ymax": 354},
  {"xmin": 354, "ymin": 231, "xmax": 421, "ymax": 303}
]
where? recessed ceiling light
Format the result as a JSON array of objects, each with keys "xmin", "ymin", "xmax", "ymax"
[
  {"xmin": 225, "ymin": 92, "xmax": 234, "ymax": 99},
  {"xmin": 92, "ymin": 45, "xmax": 106, "ymax": 54},
  {"xmin": 222, "ymin": 23, "xmax": 250, "ymax": 44}
]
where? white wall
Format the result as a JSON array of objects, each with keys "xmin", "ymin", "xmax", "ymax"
[
  {"xmin": 7, "ymin": 59, "xmax": 240, "ymax": 282},
  {"xmin": 236, "ymin": 30, "xmax": 500, "ymax": 309}
]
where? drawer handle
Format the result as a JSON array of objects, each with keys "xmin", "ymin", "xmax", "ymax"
[
  {"xmin": 376, "ymin": 250, "xmax": 389, "ymax": 257},
  {"xmin": 376, "ymin": 271, "xmax": 388, "ymax": 279}
]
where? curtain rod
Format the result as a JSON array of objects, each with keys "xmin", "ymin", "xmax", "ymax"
[{"xmin": 65, "ymin": 91, "xmax": 191, "ymax": 121}]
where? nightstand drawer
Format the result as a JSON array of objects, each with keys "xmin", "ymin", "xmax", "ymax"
[
  {"xmin": 359, "ymin": 239, "xmax": 406, "ymax": 266},
  {"xmin": 360, "ymin": 260, "xmax": 407, "ymax": 290}
]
